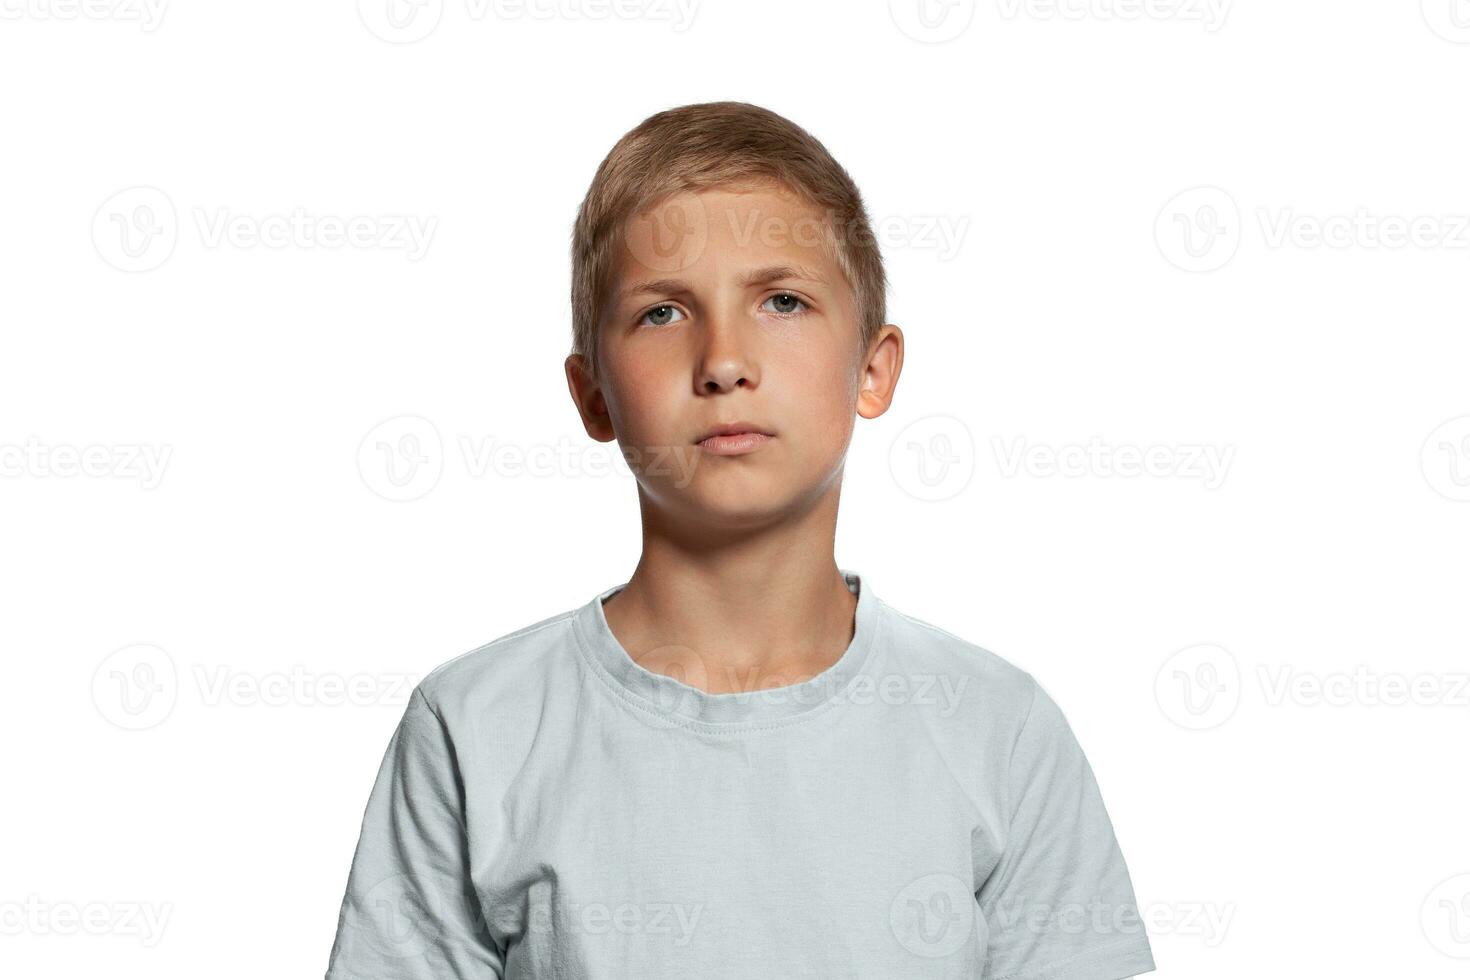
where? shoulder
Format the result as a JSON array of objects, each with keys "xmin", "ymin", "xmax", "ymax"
[
  {"xmin": 410, "ymin": 605, "xmax": 580, "ymax": 721},
  {"xmin": 875, "ymin": 597, "xmax": 1042, "ymax": 727},
  {"xmin": 878, "ymin": 602, "xmax": 1101, "ymax": 787}
]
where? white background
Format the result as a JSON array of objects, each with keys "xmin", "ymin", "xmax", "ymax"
[{"xmin": 3, "ymin": 1, "xmax": 1469, "ymax": 977}]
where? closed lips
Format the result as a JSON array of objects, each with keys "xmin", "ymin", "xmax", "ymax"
[{"xmin": 696, "ymin": 423, "xmax": 774, "ymax": 443}]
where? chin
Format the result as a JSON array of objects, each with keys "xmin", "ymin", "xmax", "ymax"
[{"xmin": 679, "ymin": 480, "xmax": 794, "ymax": 529}]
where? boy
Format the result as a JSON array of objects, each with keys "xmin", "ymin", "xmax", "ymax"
[{"xmin": 325, "ymin": 101, "xmax": 1155, "ymax": 979}]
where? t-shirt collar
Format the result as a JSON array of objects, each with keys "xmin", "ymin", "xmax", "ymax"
[{"xmin": 571, "ymin": 568, "xmax": 883, "ymax": 731}]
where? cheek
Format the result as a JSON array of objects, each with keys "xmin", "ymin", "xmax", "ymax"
[
  {"xmin": 602, "ymin": 363, "xmax": 680, "ymax": 441},
  {"xmin": 771, "ymin": 356, "xmax": 859, "ymax": 444}
]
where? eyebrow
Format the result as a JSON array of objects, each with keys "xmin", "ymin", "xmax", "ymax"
[{"xmin": 619, "ymin": 264, "xmax": 828, "ymax": 303}]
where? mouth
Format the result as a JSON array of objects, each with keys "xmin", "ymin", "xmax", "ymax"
[{"xmin": 694, "ymin": 421, "xmax": 775, "ymax": 456}]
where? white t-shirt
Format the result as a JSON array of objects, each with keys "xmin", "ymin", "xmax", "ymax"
[{"xmin": 326, "ymin": 569, "xmax": 1155, "ymax": 980}]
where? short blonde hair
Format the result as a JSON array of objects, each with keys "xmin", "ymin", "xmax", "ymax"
[{"xmin": 570, "ymin": 101, "xmax": 888, "ymax": 383}]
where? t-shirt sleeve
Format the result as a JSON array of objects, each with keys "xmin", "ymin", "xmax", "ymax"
[
  {"xmin": 975, "ymin": 677, "xmax": 1156, "ymax": 980},
  {"xmin": 325, "ymin": 686, "xmax": 506, "ymax": 980}
]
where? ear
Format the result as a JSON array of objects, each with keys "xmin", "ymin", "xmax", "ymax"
[
  {"xmin": 565, "ymin": 352, "xmax": 617, "ymax": 443},
  {"xmin": 856, "ymin": 324, "xmax": 904, "ymax": 420}
]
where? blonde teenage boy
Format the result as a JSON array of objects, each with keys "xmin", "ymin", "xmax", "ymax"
[{"xmin": 326, "ymin": 101, "xmax": 1155, "ymax": 980}]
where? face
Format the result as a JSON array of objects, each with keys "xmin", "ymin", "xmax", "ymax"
[{"xmin": 566, "ymin": 181, "xmax": 903, "ymax": 531}]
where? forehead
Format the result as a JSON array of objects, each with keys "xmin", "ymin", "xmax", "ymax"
[{"xmin": 614, "ymin": 182, "xmax": 846, "ymax": 289}]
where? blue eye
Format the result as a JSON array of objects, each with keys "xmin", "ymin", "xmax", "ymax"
[
  {"xmin": 638, "ymin": 304, "xmax": 686, "ymax": 327},
  {"xmin": 762, "ymin": 293, "xmax": 808, "ymax": 316}
]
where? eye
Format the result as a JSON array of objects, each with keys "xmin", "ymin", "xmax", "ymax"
[
  {"xmin": 761, "ymin": 292, "xmax": 808, "ymax": 316},
  {"xmin": 638, "ymin": 304, "xmax": 686, "ymax": 328}
]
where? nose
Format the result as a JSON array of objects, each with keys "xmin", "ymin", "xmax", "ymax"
[{"xmin": 695, "ymin": 306, "xmax": 759, "ymax": 393}]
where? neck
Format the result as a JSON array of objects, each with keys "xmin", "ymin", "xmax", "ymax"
[{"xmin": 601, "ymin": 481, "xmax": 857, "ymax": 696}]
